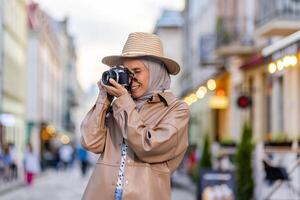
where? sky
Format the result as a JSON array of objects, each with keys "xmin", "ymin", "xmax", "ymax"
[{"xmin": 35, "ymin": 0, "xmax": 184, "ymax": 91}]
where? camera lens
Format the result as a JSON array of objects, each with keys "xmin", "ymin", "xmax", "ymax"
[
  {"xmin": 102, "ymin": 71, "xmax": 111, "ymax": 85},
  {"xmin": 102, "ymin": 69, "xmax": 118, "ymax": 85}
]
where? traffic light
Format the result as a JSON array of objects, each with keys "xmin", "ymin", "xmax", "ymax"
[{"xmin": 237, "ymin": 95, "xmax": 252, "ymax": 109}]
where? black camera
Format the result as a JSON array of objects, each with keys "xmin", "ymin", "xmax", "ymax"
[{"xmin": 102, "ymin": 66, "xmax": 132, "ymax": 90}]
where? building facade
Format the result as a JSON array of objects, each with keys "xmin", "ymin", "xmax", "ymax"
[
  {"xmin": 154, "ymin": 9, "xmax": 184, "ymax": 97},
  {"xmin": 181, "ymin": 0, "xmax": 300, "ymax": 199},
  {"xmin": 27, "ymin": 2, "xmax": 79, "ymax": 167},
  {"xmin": 0, "ymin": 0, "xmax": 28, "ymax": 167}
]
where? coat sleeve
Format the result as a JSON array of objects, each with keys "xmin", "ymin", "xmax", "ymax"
[
  {"xmin": 80, "ymin": 95, "xmax": 110, "ymax": 154},
  {"xmin": 112, "ymin": 93, "xmax": 190, "ymax": 163}
]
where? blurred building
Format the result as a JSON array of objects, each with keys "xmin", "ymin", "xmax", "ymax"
[
  {"xmin": 27, "ymin": 2, "xmax": 80, "ymax": 166},
  {"xmin": 0, "ymin": 1, "xmax": 2, "ymax": 121},
  {"xmin": 0, "ymin": 0, "xmax": 28, "ymax": 166},
  {"xmin": 182, "ymin": 0, "xmax": 225, "ymax": 146},
  {"xmin": 74, "ymin": 85, "xmax": 97, "ymax": 142},
  {"xmin": 154, "ymin": 9, "xmax": 184, "ymax": 97},
  {"xmin": 181, "ymin": 0, "xmax": 300, "ymax": 199},
  {"xmin": 62, "ymin": 34, "xmax": 81, "ymax": 135},
  {"xmin": 0, "ymin": 0, "xmax": 3, "ymax": 147}
]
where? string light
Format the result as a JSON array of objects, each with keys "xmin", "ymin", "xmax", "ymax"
[
  {"xmin": 196, "ymin": 86, "xmax": 207, "ymax": 99},
  {"xmin": 207, "ymin": 79, "xmax": 217, "ymax": 91},
  {"xmin": 268, "ymin": 54, "xmax": 298, "ymax": 74},
  {"xmin": 268, "ymin": 63, "xmax": 277, "ymax": 74},
  {"xmin": 60, "ymin": 135, "xmax": 70, "ymax": 144}
]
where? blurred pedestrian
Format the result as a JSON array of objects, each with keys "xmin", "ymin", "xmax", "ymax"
[
  {"xmin": 0, "ymin": 148, "xmax": 4, "ymax": 179},
  {"xmin": 2, "ymin": 145, "xmax": 13, "ymax": 181},
  {"xmin": 80, "ymin": 32, "xmax": 190, "ymax": 200},
  {"xmin": 58, "ymin": 143, "xmax": 74, "ymax": 170},
  {"xmin": 8, "ymin": 142, "xmax": 18, "ymax": 179},
  {"xmin": 24, "ymin": 143, "xmax": 40, "ymax": 185},
  {"xmin": 77, "ymin": 144, "xmax": 89, "ymax": 177}
]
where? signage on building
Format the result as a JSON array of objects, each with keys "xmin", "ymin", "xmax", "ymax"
[
  {"xmin": 0, "ymin": 113, "xmax": 16, "ymax": 126},
  {"xmin": 209, "ymin": 95, "xmax": 229, "ymax": 109},
  {"xmin": 236, "ymin": 95, "xmax": 252, "ymax": 109},
  {"xmin": 198, "ymin": 169, "xmax": 235, "ymax": 200}
]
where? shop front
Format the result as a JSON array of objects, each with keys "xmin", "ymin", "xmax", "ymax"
[
  {"xmin": 262, "ymin": 33, "xmax": 300, "ymax": 141},
  {"xmin": 258, "ymin": 31, "xmax": 300, "ymax": 200}
]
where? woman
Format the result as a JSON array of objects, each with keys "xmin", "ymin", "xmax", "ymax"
[
  {"xmin": 24, "ymin": 144, "xmax": 40, "ymax": 185},
  {"xmin": 81, "ymin": 32, "xmax": 190, "ymax": 200}
]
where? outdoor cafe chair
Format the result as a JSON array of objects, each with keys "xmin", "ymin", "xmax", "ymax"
[{"xmin": 263, "ymin": 159, "xmax": 300, "ymax": 200}]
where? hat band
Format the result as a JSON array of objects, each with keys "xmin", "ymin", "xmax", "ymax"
[{"xmin": 121, "ymin": 51, "xmax": 162, "ymax": 57}]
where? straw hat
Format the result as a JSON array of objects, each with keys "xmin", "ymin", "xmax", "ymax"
[{"xmin": 102, "ymin": 32, "xmax": 180, "ymax": 75}]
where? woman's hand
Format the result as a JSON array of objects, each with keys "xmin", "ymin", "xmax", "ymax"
[
  {"xmin": 97, "ymin": 80, "xmax": 108, "ymax": 97},
  {"xmin": 101, "ymin": 79, "xmax": 128, "ymax": 98},
  {"xmin": 96, "ymin": 80, "xmax": 111, "ymax": 103}
]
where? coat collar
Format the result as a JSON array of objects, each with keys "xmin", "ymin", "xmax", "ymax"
[{"xmin": 147, "ymin": 92, "xmax": 177, "ymax": 106}]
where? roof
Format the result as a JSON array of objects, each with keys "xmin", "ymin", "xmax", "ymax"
[{"xmin": 155, "ymin": 9, "xmax": 183, "ymax": 28}]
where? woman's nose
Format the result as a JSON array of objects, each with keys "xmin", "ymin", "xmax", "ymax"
[{"xmin": 131, "ymin": 76, "xmax": 138, "ymax": 82}]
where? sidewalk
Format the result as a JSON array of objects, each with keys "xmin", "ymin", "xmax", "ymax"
[
  {"xmin": 0, "ymin": 170, "xmax": 52, "ymax": 196},
  {"xmin": 0, "ymin": 168, "xmax": 88, "ymax": 200},
  {"xmin": 0, "ymin": 179, "xmax": 24, "ymax": 195},
  {"xmin": 171, "ymin": 171, "xmax": 196, "ymax": 200},
  {"xmin": 0, "ymin": 167, "xmax": 197, "ymax": 200}
]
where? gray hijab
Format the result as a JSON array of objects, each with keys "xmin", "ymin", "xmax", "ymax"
[
  {"xmin": 115, "ymin": 58, "xmax": 171, "ymax": 140},
  {"xmin": 133, "ymin": 58, "xmax": 171, "ymax": 111}
]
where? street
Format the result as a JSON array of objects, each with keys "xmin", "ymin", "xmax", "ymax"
[{"xmin": 0, "ymin": 166, "xmax": 196, "ymax": 200}]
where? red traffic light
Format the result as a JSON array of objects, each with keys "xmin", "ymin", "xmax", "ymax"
[{"xmin": 237, "ymin": 95, "xmax": 251, "ymax": 108}]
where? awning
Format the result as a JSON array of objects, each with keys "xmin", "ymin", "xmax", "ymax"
[
  {"xmin": 262, "ymin": 30, "xmax": 300, "ymax": 57},
  {"xmin": 239, "ymin": 55, "xmax": 264, "ymax": 70}
]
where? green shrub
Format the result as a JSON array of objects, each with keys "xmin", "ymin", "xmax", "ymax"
[
  {"xmin": 235, "ymin": 123, "xmax": 254, "ymax": 200},
  {"xmin": 200, "ymin": 134, "xmax": 212, "ymax": 168},
  {"xmin": 188, "ymin": 134, "xmax": 212, "ymax": 184}
]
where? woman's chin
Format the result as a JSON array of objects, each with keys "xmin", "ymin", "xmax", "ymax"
[
  {"xmin": 131, "ymin": 92, "xmax": 140, "ymax": 99},
  {"xmin": 131, "ymin": 90, "xmax": 144, "ymax": 99}
]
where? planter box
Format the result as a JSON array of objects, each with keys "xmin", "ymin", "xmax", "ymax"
[
  {"xmin": 264, "ymin": 141, "xmax": 293, "ymax": 147},
  {"xmin": 219, "ymin": 142, "xmax": 237, "ymax": 148}
]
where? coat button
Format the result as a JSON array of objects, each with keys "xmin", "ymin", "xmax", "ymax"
[
  {"xmin": 125, "ymin": 180, "xmax": 129, "ymax": 184},
  {"xmin": 127, "ymin": 159, "xmax": 130, "ymax": 163}
]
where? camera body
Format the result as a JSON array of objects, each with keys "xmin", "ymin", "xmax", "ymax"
[{"xmin": 102, "ymin": 66, "xmax": 131, "ymax": 90}]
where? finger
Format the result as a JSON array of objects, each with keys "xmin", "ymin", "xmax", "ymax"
[
  {"xmin": 101, "ymin": 84, "xmax": 110, "ymax": 92},
  {"xmin": 98, "ymin": 81, "xmax": 106, "ymax": 90},
  {"xmin": 102, "ymin": 83, "xmax": 116, "ymax": 90},
  {"xmin": 103, "ymin": 84, "xmax": 119, "ymax": 95},
  {"xmin": 99, "ymin": 80, "xmax": 104, "ymax": 86},
  {"xmin": 109, "ymin": 79, "xmax": 122, "ymax": 89}
]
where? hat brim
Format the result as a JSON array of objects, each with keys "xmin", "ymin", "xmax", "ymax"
[{"xmin": 102, "ymin": 54, "xmax": 180, "ymax": 75}]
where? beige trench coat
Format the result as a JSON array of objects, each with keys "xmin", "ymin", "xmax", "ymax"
[{"xmin": 80, "ymin": 92, "xmax": 190, "ymax": 200}]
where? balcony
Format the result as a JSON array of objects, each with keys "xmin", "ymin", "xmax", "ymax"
[
  {"xmin": 255, "ymin": 0, "xmax": 300, "ymax": 37},
  {"xmin": 215, "ymin": 17, "xmax": 256, "ymax": 57},
  {"xmin": 198, "ymin": 34, "xmax": 220, "ymax": 66}
]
